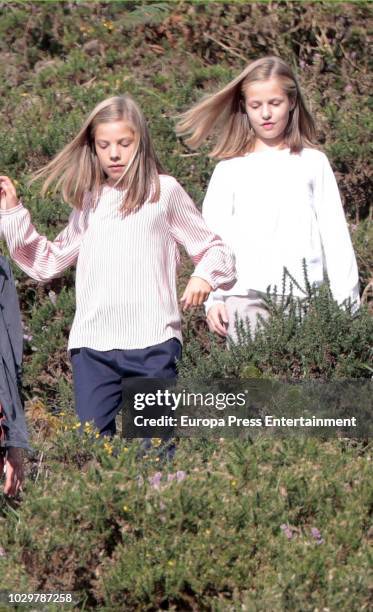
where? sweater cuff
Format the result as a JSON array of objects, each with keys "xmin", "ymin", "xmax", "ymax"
[
  {"xmin": 0, "ymin": 201, "xmax": 24, "ymax": 217},
  {"xmin": 191, "ymin": 268, "xmax": 236, "ymax": 293}
]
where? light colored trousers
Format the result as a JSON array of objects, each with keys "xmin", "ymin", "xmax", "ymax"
[{"xmin": 225, "ymin": 291, "xmax": 271, "ymax": 343}]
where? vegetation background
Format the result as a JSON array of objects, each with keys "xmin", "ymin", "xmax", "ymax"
[{"xmin": 0, "ymin": 1, "xmax": 372, "ymax": 610}]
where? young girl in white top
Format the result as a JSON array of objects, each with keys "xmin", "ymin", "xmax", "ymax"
[
  {"xmin": 0, "ymin": 94, "xmax": 236, "ymax": 439},
  {"xmin": 176, "ymin": 56, "xmax": 360, "ymax": 341}
]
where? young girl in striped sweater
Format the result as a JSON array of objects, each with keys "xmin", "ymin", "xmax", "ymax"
[
  {"xmin": 0, "ymin": 94, "xmax": 236, "ymax": 441},
  {"xmin": 176, "ymin": 56, "xmax": 359, "ymax": 342}
]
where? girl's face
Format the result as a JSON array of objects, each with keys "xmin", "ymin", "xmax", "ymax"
[
  {"xmin": 243, "ymin": 77, "xmax": 295, "ymax": 149},
  {"xmin": 94, "ymin": 120, "xmax": 137, "ymax": 186}
]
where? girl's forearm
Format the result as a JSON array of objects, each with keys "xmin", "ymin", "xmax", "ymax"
[{"xmin": 0, "ymin": 204, "xmax": 80, "ymax": 282}]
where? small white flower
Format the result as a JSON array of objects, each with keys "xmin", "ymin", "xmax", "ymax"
[{"xmin": 48, "ymin": 290, "xmax": 57, "ymax": 305}]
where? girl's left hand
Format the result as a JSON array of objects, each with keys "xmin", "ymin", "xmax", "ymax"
[{"xmin": 180, "ymin": 277, "xmax": 212, "ymax": 311}]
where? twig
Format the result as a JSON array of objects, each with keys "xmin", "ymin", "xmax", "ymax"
[
  {"xmin": 34, "ymin": 451, "xmax": 44, "ymax": 483},
  {"xmin": 361, "ymin": 280, "xmax": 373, "ymax": 304},
  {"xmin": 339, "ymin": 43, "xmax": 367, "ymax": 74},
  {"xmin": 203, "ymin": 34, "xmax": 248, "ymax": 62},
  {"xmin": 82, "ymin": 76, "xmax": 97, "ymax": 88}
]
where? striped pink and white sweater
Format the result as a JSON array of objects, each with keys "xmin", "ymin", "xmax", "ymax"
[{"xmin": 0, "ymin": 175, "xmax": 236, "ymax": 351}]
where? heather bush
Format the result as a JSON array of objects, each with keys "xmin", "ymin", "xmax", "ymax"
[
  {"xmin": 180, "ymin": 266, "xmax": 373, "ymax": 381},
  {"xmin": 0, "ymin": 3, "xmax": 372, "ymax": 609}
]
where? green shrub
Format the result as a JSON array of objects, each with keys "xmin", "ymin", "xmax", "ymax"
[
  {"xmin": 0, "ymin": 4, "xmax": 372, "ymax": 609},
  {"xmin": 180, "ymin": 266, "xmax": 373, "ymax": 381}
]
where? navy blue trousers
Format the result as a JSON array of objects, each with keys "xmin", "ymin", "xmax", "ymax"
[{"xmin": 70, "ymin": 338, "xmax": 182, "ymax": 437}]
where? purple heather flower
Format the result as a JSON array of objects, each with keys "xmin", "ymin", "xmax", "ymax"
[
  {"xmin": 176, "ymin": 470, "xmax": 186, "ymax": 482},
  {"xmin": 167, "ymin": 473, "xmax": 176, "ymax": 482},
  {"xmin": 280, "ymin": 523, "xmax": 293, "ymax": 540},
  {"xmin": 0, "ymin": 546, "xmax": 6, "ymax": 557},
  {"xmin": 149, "ymin": 471, "xmax": 162, "ymax": 489},
  {"xmin": 311, "ymin": 527, "xmax": 324, "ymax": 544},
  {"xmin": 311, "ymin": 527, "xmax": 321, "ymax": 539}
]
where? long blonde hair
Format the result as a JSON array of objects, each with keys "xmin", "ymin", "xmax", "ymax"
[
  {"xmin": 30, "ymin": 95, "xmax": 164, "ymax": 212},
  {"xmin": 176, "ymin": 56, "xmax": 316, "ymax": 158}
]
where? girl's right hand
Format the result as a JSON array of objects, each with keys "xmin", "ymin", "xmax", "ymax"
[
  {"xmin": 0, "ymin": 176, "xmax": 19, "ymax": 210},
  {"xmin": 207, "ymin": 303, "xmax": 229, "ymax": 337}
]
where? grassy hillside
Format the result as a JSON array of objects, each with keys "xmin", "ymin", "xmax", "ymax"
[{"xmin": 0, "ymin": 2, "xmax": 372, "ymax": 610}]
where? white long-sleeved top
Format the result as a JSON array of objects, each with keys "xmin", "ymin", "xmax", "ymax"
[
  {"xmin": 0, "ymin": 175, "xmax": 236, "ymax": 350},
  {"xmin": 203, "ymin": 147, "xmax": 359, "ymax": 311}
]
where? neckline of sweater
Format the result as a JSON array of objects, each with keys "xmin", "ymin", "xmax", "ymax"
[{"xmin": 243, "ymin": 147, "xmax": 291, "ymax": 157}]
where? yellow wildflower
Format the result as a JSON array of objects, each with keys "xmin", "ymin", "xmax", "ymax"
[{"xmin": 104, "ymin": 441, "xmax": 113, "ymax": 455}]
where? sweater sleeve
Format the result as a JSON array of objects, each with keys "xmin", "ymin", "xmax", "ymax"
[
  {"xmin": 313, "ymin": 153, "xmax": 360, "ymax": 309},
  {"xmin": 167, "ymin": 178, "xmax": 236, "ymax": 292},
  {"xmin": 0, "ymin": 199, "xmax": 88, "ymax": 282},
  {"xmin": 202, "ymin": 162, "xmax": 236, "ymax": 313}
]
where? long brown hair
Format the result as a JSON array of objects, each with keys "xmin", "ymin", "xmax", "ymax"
[
  {"xmin": 29, "ymin": 94, "xmax": 165, "ymax": 212},
  {"xmin": 175, "ymin": 56, "xmax": 316, "ymax": 158}
]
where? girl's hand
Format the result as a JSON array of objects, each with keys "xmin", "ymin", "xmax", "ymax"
[
  {"xmin": 207, "ymin": 303, "xmax": 229, "ymax": 337},
  {"xmin": 180, "ymin": 277, "xmax": 212, "ymax": 311},
  {"xmin": 0, "ymin": 176, "xmax": 19, "ymax": 211},
  {"xmin": 1, "ymin": 447, "xmax": 24, "ymax": 497}
]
